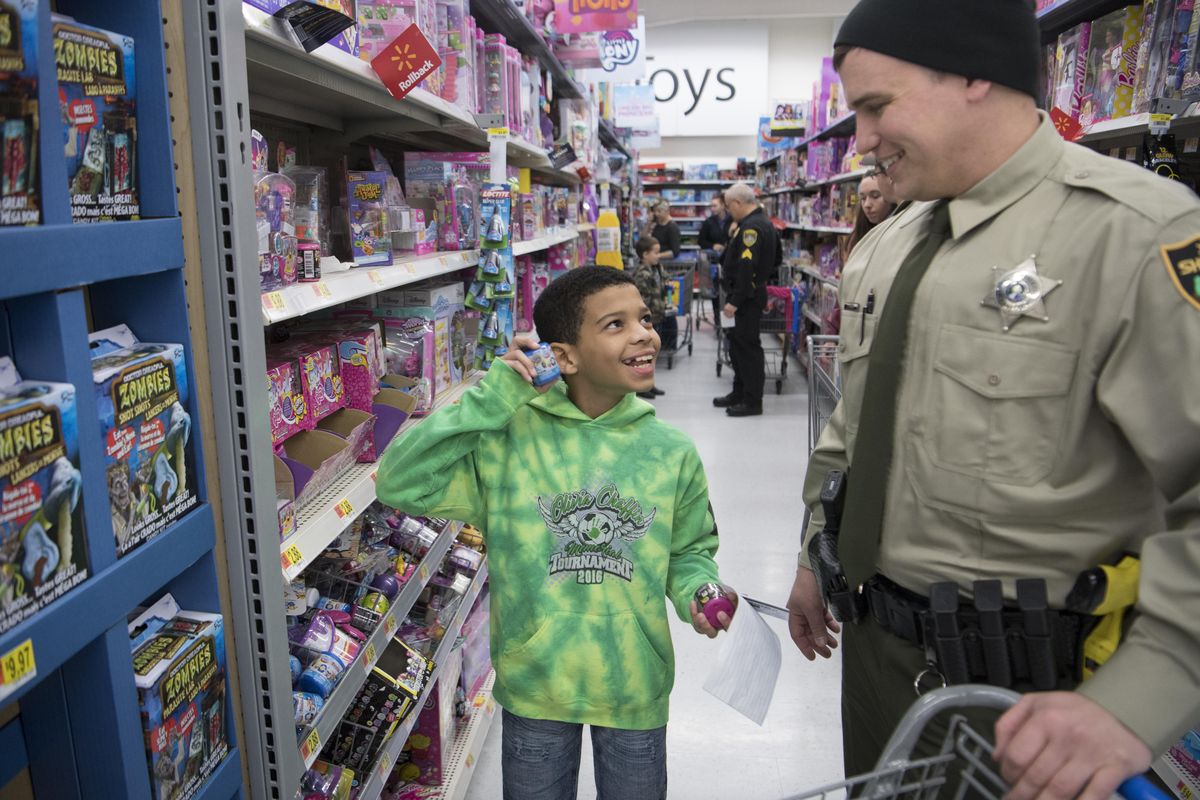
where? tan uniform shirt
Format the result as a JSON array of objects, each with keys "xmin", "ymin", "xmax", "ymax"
[{"xmin": 802, "ymin": 113, "xmax": 1200, "ymax": 754}]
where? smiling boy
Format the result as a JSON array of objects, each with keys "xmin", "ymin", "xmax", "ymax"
[{"xmin": 376, "ymin": 266, "xmax": 734, "ymax": 800}]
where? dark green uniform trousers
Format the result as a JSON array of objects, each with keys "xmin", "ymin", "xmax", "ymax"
[{"xmin": 842, "ymin": 615, "xmax": 1080, "ymax": 778}]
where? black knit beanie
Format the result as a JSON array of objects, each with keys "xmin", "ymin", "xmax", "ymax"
[{"xmin": 834, "ymin": 0, "xmax": 1040, "ymax": 98}]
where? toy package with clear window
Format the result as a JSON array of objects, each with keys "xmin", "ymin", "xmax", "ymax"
[
  {"xmin": 0, "ymin": 358, "xmax": 88, "ymax": 635},
  {"xmin": 0, "ymin": 0, "xmax": 41, "ymax": 226},
  {"xmin": 90, "ymin": 324, "xmax": 197, "ymax": 556},
  {"xmin": 53, "ymin": 14, "xmax": 139, "ymax": 222}
]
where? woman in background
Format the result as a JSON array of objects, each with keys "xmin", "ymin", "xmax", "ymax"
[{"xmin": 845, "ymin": 172, "xmax": 897, "ymax": 256}]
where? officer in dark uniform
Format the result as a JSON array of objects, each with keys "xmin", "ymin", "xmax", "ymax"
[{"xmin": 713, "ymin": 183, "xmax": 780, "ymax": 417}]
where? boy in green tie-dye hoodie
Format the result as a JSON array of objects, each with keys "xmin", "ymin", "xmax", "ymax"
[{"xmin": 377, "ymin": 266, "xmax": 735, "ymax": 800}]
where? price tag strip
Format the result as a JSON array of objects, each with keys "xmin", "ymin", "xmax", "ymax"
[
  {"xmin": 282, "ymin": 543, "xmax": 305, "ymax": 578},
  {"xmin": 334, "ymin": 498, "xmax": 354, "ymax": 519},
  {"xmin": 0, "ymin": 639, "xmax": 36, "ymax": 701},
  {"xmin": 300, "ymin": 727, "xmax": 322, "ymax": 768}
]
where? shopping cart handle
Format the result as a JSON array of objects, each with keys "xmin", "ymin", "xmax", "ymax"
[{"xmin": 1118, "ymin": 775, "xmax": 1167, "ymax": 800}]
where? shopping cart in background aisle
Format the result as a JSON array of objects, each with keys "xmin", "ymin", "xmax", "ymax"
[
  {"xmin": 714, "ymin": 285, "xmax": 791, "ymax": 394},
  {"xmin": 659, "ymin": 260, "xmax": 695, "ymax": 369},
  {"xmin": 807, "ymin": 334, "xmax": 841, "ymax": 455},
  {"xmin": 781, "ymin": 685, "xmax": 1166, "ymax": 800}
]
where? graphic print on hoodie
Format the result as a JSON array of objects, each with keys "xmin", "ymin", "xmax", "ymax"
[
  {"xmin": 540, "ymin": 482, "xmax": 655, "ymax": 585},
  {"xmin": 375, "ymin": 360, "xmax": 721, "ymax": 730}
]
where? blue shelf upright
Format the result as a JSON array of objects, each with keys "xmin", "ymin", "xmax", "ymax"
[{"xmin": 0, "ymin": 1, "xmax": 242, "ymax": 797}]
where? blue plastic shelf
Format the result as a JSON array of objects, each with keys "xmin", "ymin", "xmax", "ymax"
[
  {"xmin": 0, "ymin": 505, "xmax": 215, "ymax": 707},
  {"xmin": 0, "ymin": 219, "xmax": 185, "ymax": 301}
]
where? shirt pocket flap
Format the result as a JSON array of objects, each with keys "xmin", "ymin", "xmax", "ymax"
[{"xmin": 934, "ymin": 325, "xmax": 1077, "ymax": 399}]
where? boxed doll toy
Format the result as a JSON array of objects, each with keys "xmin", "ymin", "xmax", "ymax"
[
  {"xmin": 90, "ymin": 325, "xmax": 197, "ymax": 556},
  {"xmin": 53, "ymin": 15, "xmax": 139, "ymax": 222},
  {"xmin": 0, "ymin": 0, "xmax": 41, "ymax": 226},
  {"xmin": 0, "ymin": 358, "xmax": 87, "ymax": 635},
  {"xmin": 347, "ymin": 171, "xmax": 394, "ymax": 267},
  {"xmin": 129, "ymin": 593, "xmax": 229, "ymax": 800}
]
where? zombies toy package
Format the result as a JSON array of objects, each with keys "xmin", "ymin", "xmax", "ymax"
[
  {"xmin": 90, "ymin": 325, "xmax": 197, "ymax": 556},
  {"xmin": 53, "ymin": 15, "xmax": 140, "ymax": 222},
  {"xmin": 129, "ymin": 593, "xmax": 230, "ymax": 800},
  {"xmin": 0, "ymin": 358, "xmax": 87, "ymax": 635}
]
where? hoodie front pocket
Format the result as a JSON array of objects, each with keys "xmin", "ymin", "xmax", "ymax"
[{"xmin": 499, "ymin": 610, "xmax": 671, "ymax": 712}]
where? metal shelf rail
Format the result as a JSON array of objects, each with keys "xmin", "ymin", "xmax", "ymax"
[{"xmin": 0, "ymin": 0, "xmax": 242, "ymax": 796}]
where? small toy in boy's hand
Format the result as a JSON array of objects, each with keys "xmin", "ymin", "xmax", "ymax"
[
  {"xmin": 695, "ymin": 583, "xmax": 736, "ymax": 630},
  {"xmin": 523, "ymin": 342, "xmax": 561, "ymax": 387}
]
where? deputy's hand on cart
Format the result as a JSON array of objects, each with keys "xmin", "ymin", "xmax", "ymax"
[
  {"xmin": 992, "ymin": 691, "xmax": 1152, "ymax": 800},
  {"xmin": 723, "ymin": 303, "xmax": 737, "ymax": 318},
  {"xmin": 501, "ymin": 335, "xmax": 557, "ymax": 393},
  {"xmin": 786, "ymin": 566, "xmax": 841, "ymax": 660},
  {"xmin": 689, "ymin": 590, "xmax": 739, "ymax": 638}
]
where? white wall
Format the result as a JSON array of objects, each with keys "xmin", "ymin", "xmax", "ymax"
[{"xmin": 639, "ymin": 17, "xmax": 839, "ymax": 167}]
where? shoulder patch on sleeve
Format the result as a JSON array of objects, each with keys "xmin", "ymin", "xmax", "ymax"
[
  {"xmin": 1161, "ymin": 235, "xmax": 1200, "ymax": 311},
  {"xmin": 742, "ymin": 229, "xmax": 758, "ymax": 247}
]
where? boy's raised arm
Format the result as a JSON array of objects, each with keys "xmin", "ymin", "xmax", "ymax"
[{"xmin": 376, "ymin": 359, "xmax": 539, "ymax": 527}]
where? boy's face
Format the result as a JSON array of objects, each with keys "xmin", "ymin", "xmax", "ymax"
[
  {"xmin": 642, "ymin": 243, "xmax": 661, "ymax": 266},
  {"xmin": 553, "ymin": 285, "xmax": 660, "ymax": 401}
]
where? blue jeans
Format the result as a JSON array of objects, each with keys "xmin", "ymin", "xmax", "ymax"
[{"xmin": 501, "ymin": 709, "xmax": 667, "ymax": 800}]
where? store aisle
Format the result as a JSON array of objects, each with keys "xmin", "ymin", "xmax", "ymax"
[{"xmin": 466, "ymin": 321, "xmax": 845, "ymax": 800}]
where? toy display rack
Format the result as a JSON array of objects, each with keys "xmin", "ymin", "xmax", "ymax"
[
  {"xmin": 295, "ymin": 521, "xmax": 465, "ymax": 772},
  {"xmin": 354, "ymin": 563, "xmax": 489, "ymax": 799},
  {"xmin": 0, "ymin": 0, "xmax": 241, "ymax": 797},
  {"xmin": 182, "ymin": 0, "xmax": 593, "ymax": 795},
  {"xmin": 241, "ymin": 5, "xmax": 577, "ymax": 188}
]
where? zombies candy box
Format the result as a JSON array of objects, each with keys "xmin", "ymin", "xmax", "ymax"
[
  {"xmin": 0, "ymin": 357, "xmax": 87, "ymax": 635},
  {"xmin": 53, "ymin": 15, "xmax": 139, "ymax": 222},
  {"xmin": 90, "ymin": 325, "xmax": 197, "ymax": 556}
]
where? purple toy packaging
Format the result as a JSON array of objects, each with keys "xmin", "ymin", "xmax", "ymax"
[
  {"xmin": 347, "ymin": 170, "xmax": 393, "ymax": 267},
  {"xmin": 0, "ymin": 0, "xmax": 41, "ymax": 226},
  {"xmin": 90, "ymin": 325, "xmax": 197, "ymax": 557},
  {"xmin": 54, "ymin": 14, "xmax": 140, "ymax": 222},
  {"xmin": 0, "ymin": 358, "xmax": 88, "ymax": 635}
]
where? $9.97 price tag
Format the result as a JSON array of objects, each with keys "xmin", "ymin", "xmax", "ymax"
[
  {"xmin": 0, "ymin": 639, "xmax": 37, "ymax": 700},
  {"xmin": 300, "ymin": 728, "xmax": 322, "ymax": 766}
]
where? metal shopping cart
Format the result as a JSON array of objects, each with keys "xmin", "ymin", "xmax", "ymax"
[
  {"xmin": 659, "ymin": 260, "xmax": 695, "ymax": 369},
  {"xmin": 807, "ymin": 334, "xmax": 841, "ymax": 455},
  {"xmin": 714, "ymin": 284, "xmax": 791, "ymax": 394},
  {"xmin": 781, "ymin": 685, "xmax": 1164, "ymax": 800}
]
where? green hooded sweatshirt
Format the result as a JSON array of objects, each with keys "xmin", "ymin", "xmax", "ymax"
[{"xmin": 376, "ymin": 360, "xmax": 721, "ymax": 730}]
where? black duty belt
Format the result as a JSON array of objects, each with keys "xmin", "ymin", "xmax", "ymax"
[{"xmin": 863, "ymin": 574, "xmax": 1089, "ymax": 694}]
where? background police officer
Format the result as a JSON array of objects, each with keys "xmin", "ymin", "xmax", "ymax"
[
  {"xmin": 714, "ymin": 182, "xmax": 780, "ymax": 417},
  {"xmin": 785, "ymin": 2, "xmax": 1200, "ymax": 798}
]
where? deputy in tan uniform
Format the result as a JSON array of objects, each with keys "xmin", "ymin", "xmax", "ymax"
[{"xmin": 785, "ymin": 2, "xmax": 1200, "ymax": 799}]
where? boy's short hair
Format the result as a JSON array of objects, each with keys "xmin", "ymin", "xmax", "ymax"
[
  {"xmin": 635, "ymin": 237, "xmax": 659, "ymax": 259},
  {"xmin": 533, "ymin": 266, "xmax": 636, "ymax": 345}
]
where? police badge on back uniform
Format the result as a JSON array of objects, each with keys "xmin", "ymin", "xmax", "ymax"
[{"xmin": 981, "ymin": 255, "xmax": 1063, "ymax": 332}]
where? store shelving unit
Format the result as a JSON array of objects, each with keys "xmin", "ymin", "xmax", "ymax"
[
  {"xmin": 1155, "ymin": 753, "xmax": 1200, "ymax": 800},
  {"xmin": 354, "ymin": 564, "xmax": 490, "ymax": 798},
  {"xmin": 797, "ymin": 112, "xmax": 856, "ymax": 147},
  {"xmin": 241, "ymin": 4, "xmax": 577, "ymax": 190},
  {"xmin": 0, "ymin": 1, "xmax": 241, "ymax": 797},
  {"xmin": 512, "ymin": 225, "xmax": 592, "ymax": 257},
  {"xmin": 182, "ymin": 1, "xmax": 561, "ymax": 796},
  {"xmin": 1037, "ymin": 0, "xmax": 1135, "ymax": 41},
  {"xmin": 296, "ymin": 522, "xmax": 464, "ymax": 771},
  {"xmin": 599, "ymin": 119, "xmax": 633, "ymax": 160},
  {"xmin": 261, "ymin": 251, "xmax": 480, "ymax": 325},
  {"xmin": 786, "ymin": 224, "xmax": 854, "ymax": 235},
  {"xmin": 469, "ymin": 0, "xmax": 584, "ymax": 99}
]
